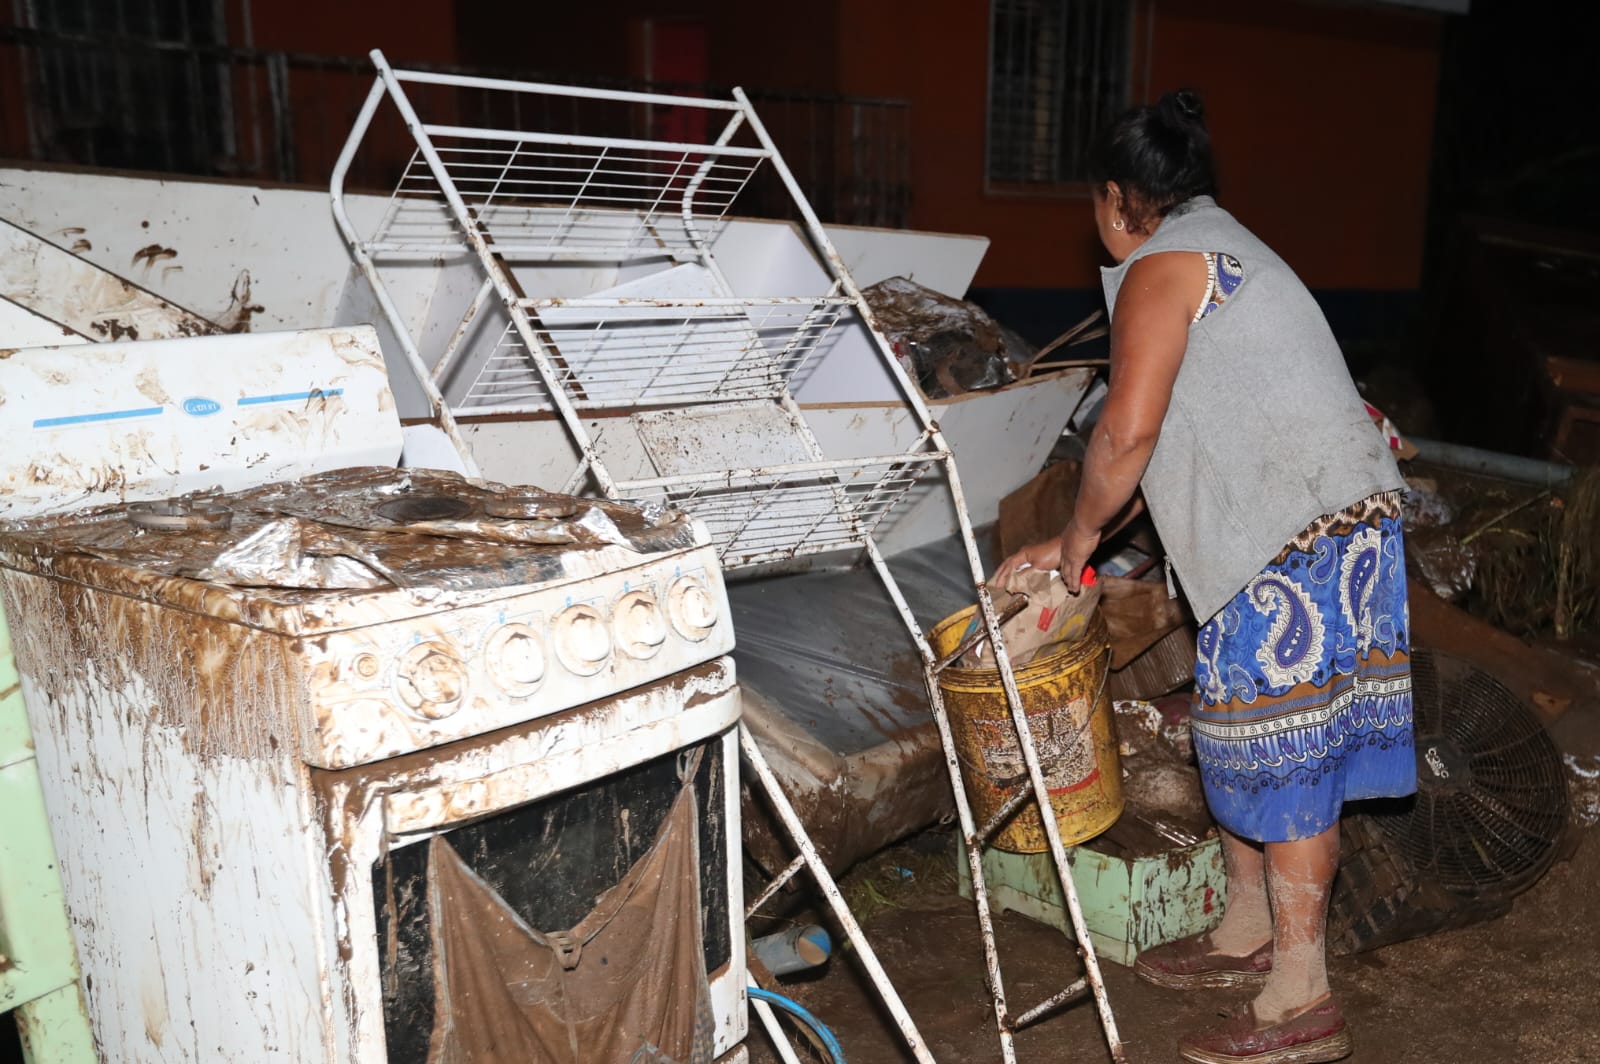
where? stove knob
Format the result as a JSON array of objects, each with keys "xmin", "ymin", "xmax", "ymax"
[
  {"xmin": 667, "ymin": 575, "xmax": 719, "ymax": 641},
  {"xmin": 614, "ymin": 590, "xmax": 668, "ymax": 659},
  {"xmin": 394, "ymin": 641, "xmax": 466, "ymax": 720},
  {"xmin": 553, "ymin": 604, "xmax": 612, "ymax": 676},
  {"xmin": 485, "ymin": 623, "xmax": 546, "ymax": 696}
]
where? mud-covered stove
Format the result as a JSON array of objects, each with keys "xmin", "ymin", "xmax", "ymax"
[{"xmin": 0, "ymin": 327, "xmax": 746, "ymax": 1063}]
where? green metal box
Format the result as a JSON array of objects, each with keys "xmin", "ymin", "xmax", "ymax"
[
  {"xmin": 0, "ymin": 604, "xmax": 98, "ymax": 1062},
  {"xmin": 958, "ymin": 836, "xmax": 1227, "ymax": 967}
]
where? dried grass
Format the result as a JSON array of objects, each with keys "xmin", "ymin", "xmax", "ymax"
[
  {"xmin": 1553, "ymin": 468, "xmax": 1600, "ymax": 638},
  {"xmin": 1469, "ymin": 468, "xmax": 1600, "ymax": 640}
]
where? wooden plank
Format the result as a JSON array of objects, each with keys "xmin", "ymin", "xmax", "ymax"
[
  {"xmin": 1409, "ymin": 582, "xmax": 1600, "ymax": 721},
  {"xmin": 1543, "ymin": 355, "xmax": 1600, "ymax": 397}
]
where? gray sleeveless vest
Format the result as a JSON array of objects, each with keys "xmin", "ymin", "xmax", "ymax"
[{"xmin": 1100, "ymin": 197, "xmax": 1403, "ymax": 621}]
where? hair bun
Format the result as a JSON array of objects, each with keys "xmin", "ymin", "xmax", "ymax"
[{"xmin": 1158, "ymin": 89, "xmax": 1206, "ymax": 128}]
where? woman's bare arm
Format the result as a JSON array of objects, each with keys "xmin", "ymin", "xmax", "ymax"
[{"xmin": 994, "ymin": 251, "xmax": 1203, "ymax": 589}]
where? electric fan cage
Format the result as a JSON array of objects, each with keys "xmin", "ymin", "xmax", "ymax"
[{"xmin": 1378, "ymin": 648, "xmax": 1569, "ymax": 899}]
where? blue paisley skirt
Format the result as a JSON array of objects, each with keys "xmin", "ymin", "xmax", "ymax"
[{"xmin": 1191, "ymin": 492, "xmax": 1416, "ymax": 842}]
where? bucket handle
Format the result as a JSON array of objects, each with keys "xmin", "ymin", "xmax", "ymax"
[
  {"xmin": 934, "ymin": 591, "xmax": 1031, "ymax": 673},
  {"xmin": 1089, "ymin": 640, "xmax": 1113, "ymax": 724}
]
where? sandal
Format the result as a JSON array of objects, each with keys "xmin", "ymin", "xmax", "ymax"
[
  {"xmin": 1133, "ymin": 931, "xmax": 1273, "ymax": 990},
  {"xmin": 1178, "ymin": 997, "xmax": 1353, "ymax": 1064}
]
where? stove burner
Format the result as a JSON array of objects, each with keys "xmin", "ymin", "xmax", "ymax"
[
  {"xmin": 128, "ymin": 498, "xmax": 234, "ymax": 532},
  {"xmin": 374, "ymin": 495, "xmax": 476, "ymax": 524},
  {"xmin": 482, "ymin": 494, "xmax": 581, "ymax": 521}
]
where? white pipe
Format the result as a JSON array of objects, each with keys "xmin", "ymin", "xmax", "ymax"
[
  {"xmin": 391, "ymin": 66, "xmax": 743, "ymax": 111},
  {"xmin": 1409, "ymin": 437, "xmax": 1575, "ymax": 487},
  {"xmin": 420, "ymin": 123, "xmax": 770, "ymax": 157},
  {"xmin": 751, "ymin": 995, "xmax": 807, "ymax": 1064}
]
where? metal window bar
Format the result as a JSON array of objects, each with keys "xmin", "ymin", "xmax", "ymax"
[
  {"xmin": 332, "ymin": 52, "xmax": 1127, "ymax": 1064},
  {"xmin": 986, "ymin": 0, "xmax": 1132, "ymax": 186},
  {"xmin": 16, "ymin": 0, "xmax": 235, "ymax": 178}
]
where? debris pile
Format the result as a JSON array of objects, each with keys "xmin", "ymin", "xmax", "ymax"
[
  {"xmin": 1104, "ymin": 697, "xmax": 1214, "ymax": 854},
  {"xmin": 1402, "ymin": 463, "xmax": 1600, "ymax": 646},
  {"xmin": 862, "ymin": 276, "xmax": 1035, "ymax": 397}
]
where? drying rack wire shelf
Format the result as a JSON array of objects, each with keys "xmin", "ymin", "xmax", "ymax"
[
  {"xmin": 457, "ymin": 293, "xmax": 853, "ymax": 415},
  {"xmin": 618, "ymin": 452, "xmax": 944, "ymax": 569},
  {"xmin": 331, "ymin": 48, "xmax": 1128, "ymax": 1064},
  {"xmin": 367, "ymin": 139, "xmax": 767, "ymax": 260}
]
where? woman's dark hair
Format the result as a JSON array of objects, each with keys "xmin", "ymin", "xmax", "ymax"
[{"xmin": 1088, "ymin": 89, "xmax": 1217, "ymax": 234}]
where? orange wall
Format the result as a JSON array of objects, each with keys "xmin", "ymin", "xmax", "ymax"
[
  {"xmin": 838, "ymin": 0, "xmax": 1442, "ymax": 290},
  {"xmin": 246, "ymin": 0, "xmax": 459, "ymax": 64},
  {"xmin": 1149, "ymin": 2, "xmax": 1441, "ymax": 290},
  {"xmin": 456, "ymin": 2, "xmax": 838, "ymax": 93}
]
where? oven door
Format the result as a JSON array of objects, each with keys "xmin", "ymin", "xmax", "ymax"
[{"xmin": 314, "ymin": 659, "xmax": 746, "ymax": 1064}]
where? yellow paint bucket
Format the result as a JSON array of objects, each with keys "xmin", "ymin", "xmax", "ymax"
[{"xmin": 931, "ymin": 606, "xmax": 1124, "ymax": 853}]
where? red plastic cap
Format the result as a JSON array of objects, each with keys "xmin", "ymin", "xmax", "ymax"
[{"xmin": 1080, "ymin": 565, "xmax": 1098, "ymax": 587}]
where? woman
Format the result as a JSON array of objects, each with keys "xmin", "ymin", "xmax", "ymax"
[{"xmin": 994, "ymin": 90, "xmax": 1415, "ymax": 1064}]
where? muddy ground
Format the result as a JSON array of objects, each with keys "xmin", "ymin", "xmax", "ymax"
[
  {"xmin": 750, "ymin": 823, "xmax": 1600, "ymax": 1064},
  {"xmin": 5, "ymin": 816, "xmax": 1592, "ymax": 1064}
]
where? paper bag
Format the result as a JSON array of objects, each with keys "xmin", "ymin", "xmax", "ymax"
[{"xmin": 960, "ymin": 566, "xmax": 1102, "ymax": 669}]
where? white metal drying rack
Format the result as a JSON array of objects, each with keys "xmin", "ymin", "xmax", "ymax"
[{"xmin": 332, "ymin": 50, "xmax": 1125, "ymax": 1064}]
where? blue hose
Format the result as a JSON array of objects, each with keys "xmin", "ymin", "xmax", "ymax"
[{"xmin": 748, "ymin": 986, "xmax": 846, "ymax": 1064}]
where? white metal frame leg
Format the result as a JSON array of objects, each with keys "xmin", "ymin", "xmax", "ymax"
[
  {"xmin": 739, "ymin": 724, "xmax": 936, "ymax": 1064},
  {"xmin": 750, "ymin": 993, "xmax": 807, "ymax": 1064},
  {"xmin": 863, "ymin": 538, "xmax": 1127, "ymax": 1064},
  {"xmin": 741, "ymin": 87, "xmax": 1128, "ymax": 1060}
]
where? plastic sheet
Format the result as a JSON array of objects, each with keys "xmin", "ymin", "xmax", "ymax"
[
  {"xmin": 194, "ymin": 517, "xmax": 397, "ymax": 589},
  {"xmin": 1402, "ymin": 477, "xmax": 1457, "ymax": 529},
  {"xmin": 0, "ymin": 468, "xmax": 697, "ymax": 593},
  {"xmin": 1406, "ymin": 529, "xmax": 1478, "ymax": 603}
]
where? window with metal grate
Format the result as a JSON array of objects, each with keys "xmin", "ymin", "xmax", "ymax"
[
  {"xmin": 19, "ymin": 0, "xmax": 237, "ymax": 177},
  {"xmin": 986, "ymin": 0, "xmax": 1134, "ymax": 189}
]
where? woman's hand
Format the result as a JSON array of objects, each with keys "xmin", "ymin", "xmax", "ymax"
[
  {"xmin": 1057, "ymin": 518, "xmax": 1102, "ymax": 592},
  {"xmin": 992, "ymin": 519, "xmax": 1103, "ymax": 593},
  {"xmin": 992, "ymin": 535, "xmax": 1063, "ymax": 591}
]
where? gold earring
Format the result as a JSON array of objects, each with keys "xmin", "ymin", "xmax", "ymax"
[{"xmin": 1112, "ymin": 218, "xmax": 1125, "ymax": 232}]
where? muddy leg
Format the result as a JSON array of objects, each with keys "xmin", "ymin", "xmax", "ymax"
[
  {"xmin": 1255, "ymin": 822, "xmax": 1340, "ymax": 1021},
  {"xmin": 1208, "ymin": 826, "xmax": 1273, "ymax": 955}
]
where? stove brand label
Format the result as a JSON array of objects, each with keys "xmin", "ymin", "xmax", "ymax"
[{"xmin": 183, "ymin": 396, "xmax": 223, "ymax": 418}]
